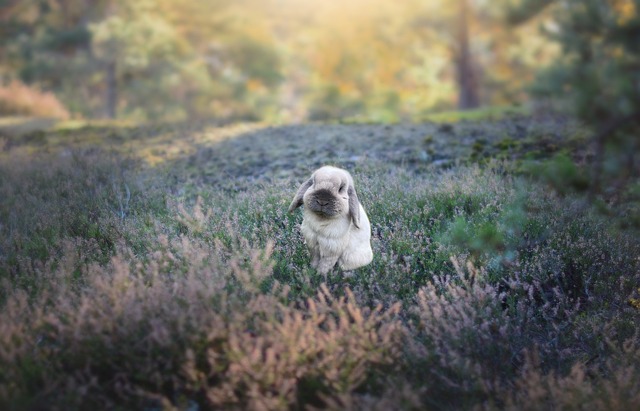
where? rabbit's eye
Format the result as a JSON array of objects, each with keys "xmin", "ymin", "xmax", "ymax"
[{"xmin": 339, "ymin": 184, "xmax": 346, "ymax": 192}]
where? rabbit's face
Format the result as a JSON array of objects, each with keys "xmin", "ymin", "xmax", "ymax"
[
  {"xmin": 303, "ymin": 168, "xmax": 350, "ymax": 218},
  {"xmin": 289, "ymin": 166, "xmax": 361, "ymax": 228}
]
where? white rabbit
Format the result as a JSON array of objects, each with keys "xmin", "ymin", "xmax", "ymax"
[{"xmin": 288, "ymin": 166, "xmax": 373, "ymax": 277}]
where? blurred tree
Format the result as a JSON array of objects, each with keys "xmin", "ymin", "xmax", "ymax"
[
  {"xmin": 0, "ymin": 0, "xmax": 109, "ymax": 115},
  {"xmin": 455, "ymin": 0, "xmax": 481, "ymax": 109},
  {"xmin": 89, "ymin": 0, "xmax": 190, "ymax": 118},
  {"xmin": 285, "ymin": 0, "xmax": 422, "ymax": 120},
  {"xmin": 414, "ymin": 0, "xmax": 557, "ymax": 111},
  {"xmin": 158, "ymin": 0, "xmax": 284, "ymax": 119},
  {"xmin": 509, "ymin": 0, "xmax": 640, "ymax": 194},
  {"xmin": 415, "ymin": 0, "xmax": 484, "ymax": 110}
]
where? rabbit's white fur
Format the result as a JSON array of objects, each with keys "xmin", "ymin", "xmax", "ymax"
[{"xmin": 288, "ymin": 166, "xmax": 373, "ymax": 277}]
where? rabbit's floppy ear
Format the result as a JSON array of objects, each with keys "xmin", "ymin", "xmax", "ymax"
[
  {"xmin": 288, "ymin": 177, "xmax": 313, "ymax": 213},
  {"xmin": 348, "ymin": 184, "xmax": 361, "ymax": 229}
]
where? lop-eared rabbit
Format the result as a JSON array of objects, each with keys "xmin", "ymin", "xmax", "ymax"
[{"xmin": 288, "ymin": 166, "xmax": 373, "ymax": 278}]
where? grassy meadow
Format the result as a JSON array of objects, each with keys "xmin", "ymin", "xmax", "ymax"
[{"xmin": 1, "ymin": 114, "xmax": 639, "ymax": 410}]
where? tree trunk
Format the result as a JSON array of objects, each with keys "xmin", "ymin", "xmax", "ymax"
[
  {"xmin": 106, "ymin": 60, "xmax": 117, "ymax": 119},
  {"xmin": 455, "ymin": 0, "xmax": 480, "ymax": 110}
]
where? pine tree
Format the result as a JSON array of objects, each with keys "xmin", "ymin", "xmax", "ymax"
[{"xmin": 509, "ymin": 0, "xmax": 640, "ymax": 194}]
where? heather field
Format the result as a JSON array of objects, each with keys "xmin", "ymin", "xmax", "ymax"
[{"xmin": 1, "ymin": 115, "xmax": 639, "ymax": 410}]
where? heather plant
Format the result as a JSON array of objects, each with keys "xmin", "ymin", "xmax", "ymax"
[
  {"xmin": 0, "ymin": 234, "xmax": 405, "ymax": 409},
  {"xmin": 1, "ymin": 120, "xmax": 639, "ymax": 410}
]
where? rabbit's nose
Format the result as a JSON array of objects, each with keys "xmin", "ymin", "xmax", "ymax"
[{"xmin": 317, "ymin": 199, "xmax": 330, "ymax": 206}]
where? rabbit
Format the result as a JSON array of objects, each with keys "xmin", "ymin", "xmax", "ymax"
[{"xmin": 288, "ymin": 166, "xmax": 373, "ymax": 278}]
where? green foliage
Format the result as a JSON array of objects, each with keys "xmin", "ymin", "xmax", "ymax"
[
  {"xmin": 420, "ymin": 105, "xmax": 530, "ymax": 123},
  {"xmin": 515, "ymin": 0, "xmax": 640, "ymax": 191},
  {"xmin": 443, "ymin": 217, "xmax": 505, "ymax": 257},
  {"xmin": 308, "ymin": 85, "xmax": 366, "ymax": 121},
  {"xmin": 522, "ymin": 153, "xmax": 590, "ymax": 194},
  {"xmin": 225, "ymin": 36, "xmax": 283, "ymax": 87},
  {"xmin": 531, "ymin": 1, "xmax": 640, "ymax": 117}
]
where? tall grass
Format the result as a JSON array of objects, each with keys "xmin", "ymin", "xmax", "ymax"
[{"xmin": 0, "ymin": 141, "xmax": 639, "ymax": 409}]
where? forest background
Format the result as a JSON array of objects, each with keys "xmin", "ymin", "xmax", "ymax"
[{"xmin": 1, "ymin": 0, "xmax": 564, "ymax": 123}]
